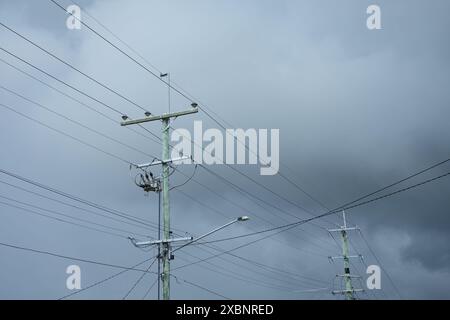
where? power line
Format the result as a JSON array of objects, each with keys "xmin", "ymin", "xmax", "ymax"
[
  {"xmin": 0, "ymin": 199, "xmax": 125, "ymax": 239},
  {"xmin": 0, "ymin": 46, "xmax": 161, "ymax": 145},
  {"xmin": 0, "ymin": 102, "xmax": 133, "ymax": 165},
  {"xmin": 48, "ymin": 0, "xmax": 337, "ymax": 230},
  {"xmin": 0, "ymin": 193, "xmax": 146, "ymax": 238},
  {"xmin": 171, "ymin": 274, "xmax": 231, "ymax": 300},
  {"xmin": 0, "ymin": 57, "xmax": 161, "ymax": 145},
  {"xmin": 175, "ymin": 189, "xmax": 334, "ymax": 257},
  {"xmin": 358, "ymin": 230, "xmax": 402, "ymax": 299},
  {"xmin": 191, "ymin": 165, "xmax": 450, "ymax": 246},
  {"xmin": 175, "ymin": 168, "xmax": 450, "ymax": 271},
  {"xmin": 0, "ymin": 21, "xmax": 151, "ymax": 113},
  {"xmin": 0, "ymin": 168, "xmax": 171, "ymax": 231},
  {"xmin": 0, "ymin": 178, "xmax": 154, "ymax": 233},
  {"xmin": 175, "ymin": 253, "xmax": 304, "ymax": 293},
  {"xmin": 122, "ymin": 257, "xmax": 158, "ymax": 300},
  {"xmin": 1, "ymin": 27, "xmax": 336, "ymax": 253},
  {"xmin": 0, "ymin": 46, "xmax": 123, "ymax": 115},
  {"xmin": 59, "ymin": 258, "xmax": 152, "ymax": 300},
  {"xmin": 48, "ymin": 0, "xmax": 192, "ymax": 103},
  {"xmin": 0, "ymin": 85, "xmax": 157, "ymax": 159},
  {"xmin": 142, "ymin": 277, "xmax": 159, "ymax": 300},
  {"xmin": 0, "ymin": 241, "xmax": 158, "ymax": 274}
]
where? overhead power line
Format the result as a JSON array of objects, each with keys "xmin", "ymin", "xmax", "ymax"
[
  {"xmin": 0, "ymin": 101, "xmax": 133, "ymax": 165},
  {"xmin": 171, "ymin": 274, "xmax": 231, "ymax": 300},
  {"xmin": 59, "ymin": 258, "xmax": 152, "ymax": 300},
  {"xmin": 0, "ymin": 193, "xmax": 148, "ymax": 238},
  {"xmin": 0, "ymin": 241, "xmax": 158, "ymax": 274},
  {"xmin": 0, "ymin": 168, "xmax": 169, "ymax": 231},
  {"xmin": 0, "ymin": 21, "xmax": 151, "ymax": 113},
  {"xmin": 181, "ymin": 168, "xmax": 450, "ymax": 254},
  {"xmin": 122, "ymin": 257, "xmax": 158, "ymax": 300},
  {"xmin": 0, "ymin": 199, "xmax": 125, "ymax": 239},
  {"xmin": 47, "ymin": 0, "xmax": 338, "ymax": 230},
  {"xmin": 0, "ymin": 57, "xmax": 161, "ymax": 145}
]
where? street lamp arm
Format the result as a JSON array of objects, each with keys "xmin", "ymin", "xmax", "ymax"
[{"xmin": 172, "ymin": 216, "xmax": 249, "ymax": 253}]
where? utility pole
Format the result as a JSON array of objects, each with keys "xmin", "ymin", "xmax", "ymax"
[
  {"xmin": 328, "ymin": 210, "xmax": 364, "ymax": 300},
  {"xmin": 121, "ymin": 104, "xmax": 198, "ymax": 300}
]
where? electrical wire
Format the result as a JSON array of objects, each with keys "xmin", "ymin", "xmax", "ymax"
[
  {"xmin": 59, "ymin": 258, "xmax": 152, "ymax": 300},
  {"xmin": 122, "ymin": 257, "xmax": 158, "ymax": 299},
  {"xmin": 0, "ymin": 241, "xmax": 158, "ymax": 274},
  {"xmin": 0, "ymin": 168, "xmax": 175, "ymax": 232},
  {"xmin": 0, "ymin": 102, "xmax": 133, "ymax": 165},
  {"xmin": 169, "ymin": 164, "xmax": 197, "ymax": 191},
  {"xmin": 0, "ymin": 57, "xmax": 161, "ymax": 145},
  {"xmin": 0, "ymin": 21, "xmax": 151, "ymax": 113}
]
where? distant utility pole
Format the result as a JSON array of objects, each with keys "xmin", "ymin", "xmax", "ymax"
[
  {"xmin": 121, "ymin": 104, "xmax": 198, "ymax": 300},
  {"xmin": 328, "ymin": 210, "xmax": 364, "ymax": 300}
]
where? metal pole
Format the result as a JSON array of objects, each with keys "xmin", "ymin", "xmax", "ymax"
[
  {"xmin": 161, "ymin": 117, "xmax": 171, "ymax": 300},
  {"xmin": 341, "ymin": 211, "xmax": 354, "ymax": 300},
  {"xmin": 168, "ymin": 73, "xmax": 171, "ymax": 113},
  {"xmin": 121, "ymin": 106, "xmax": 198, "ymax": 300}
]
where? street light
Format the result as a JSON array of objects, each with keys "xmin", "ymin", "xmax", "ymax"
[
  {"xmin": 172, "ymin": 216, "xmax": 250, "ymax": 253},
  {"xmin": 128, "ymin": 216, "xmax": 250, "ymax": 252},
  {"xmin": 127, "ymin": 216, "xmax": 249, "ymax": 300}
]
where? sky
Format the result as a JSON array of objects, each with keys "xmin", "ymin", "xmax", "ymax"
[{"xmin": 0, "ymin": 0, "xmax": 449, "ymax": 299}]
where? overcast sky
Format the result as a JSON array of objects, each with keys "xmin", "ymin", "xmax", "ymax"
[{"xmin": 0, "ymin": 0, "xmax": 449, "ymax": 299}]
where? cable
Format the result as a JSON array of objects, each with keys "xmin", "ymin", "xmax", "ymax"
[
  {"xmin": 0, "ymin": 102, "xmax": 132, "ymax": 165},
  {"xmin": 0, "ymin": 46, "xmax": 161, "ymax": 142},
  {"xmin": 169, "ymin": 164, "xmax": 197, "ymax": 191},
  {"xmin": 142, "ymin": 277, "xmax": 159, "ymax": 300},
  {"xmin": 359, "ymin": 231, "xmax": 402, "ymax": 299},
  {"xmin": 49, "ymin": 0, "xmax": 191, "ymax": 103},
  {"xmin": 173, "ymin": 169, "xmax": 450, "ymax": 271},
  {"xmin": 185, "ymin": 244, "xmax": 329, "ymax": 287},
  {"xmin": 122, "ymin": 257, "xmax": 157, "ymax": 300},
  {"xmin": 171, "ymin": 274, "xmax": 231, "ymax": 300},
  {"xmin": 0, "ymin": 57, "xmax": 161, "ymax": 145},
  {"xmin": 191, "ymin": 166, "xmax": 450, "ymax": 245},
  {"xmin": 0, "ymin": 46, "xmax": 123, "ymax": 115},
  {"xmin": 0, "ymin": 85, "xmax": 157, "ymax": 159},
  {"xmin": 0, "ymin": 21, "xmax": 151, "ymax": 113},
  {"xmin": 174, "ymin": 189, "xmax": 334, "ymax": 258},
  {"xmin": 0, "ymin": 168, "xmax": 173, "ymax": 232},
  {"xmin": 59, "ymin": 258, "xmax": 151, "ymax": 300},
  {"xmin": 0, "ymin": 241, "xmax": 157, "ymax": 274},
  {"xmin": 175, "ymin": 253, "xmax": 305, "ymax": 293},
  {"xmin": 0, "ymin": 179, "xmax": 153, "ymax": 233},
  {"xmin": 0, "ymin": 26, "xmax": 338, "ymax": 252},
  {"xmin": 0, "ymin": 193, "xmax": 146, "ymax": 238},
  {"xmin": 0, "ymin": 16, "xmax": 338, "ymax": 294},
  {"xmin": 48, "ymin": 0, "xmax": 338, "ymax": 230},
  {"xmin": 0, "ymin": 199, "xmax": 126, "ymax": 239}
]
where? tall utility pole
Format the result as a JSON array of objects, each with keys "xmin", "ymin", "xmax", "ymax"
[
  {"xmin": 328, "ymin": 210, "xmax": 364, "ymax": 300},
  {"xmin": 121, "ymin": 104, "xmax": 198, "ymax": 300}
]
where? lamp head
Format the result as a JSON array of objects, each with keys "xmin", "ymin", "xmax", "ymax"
[
  {"xmin": 121, "ymin": 115, "xmax": 129, "ymax": 121},
  {"xmin": 237, "ymin": 216, "xmax": 249, "ymax": 222}
]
